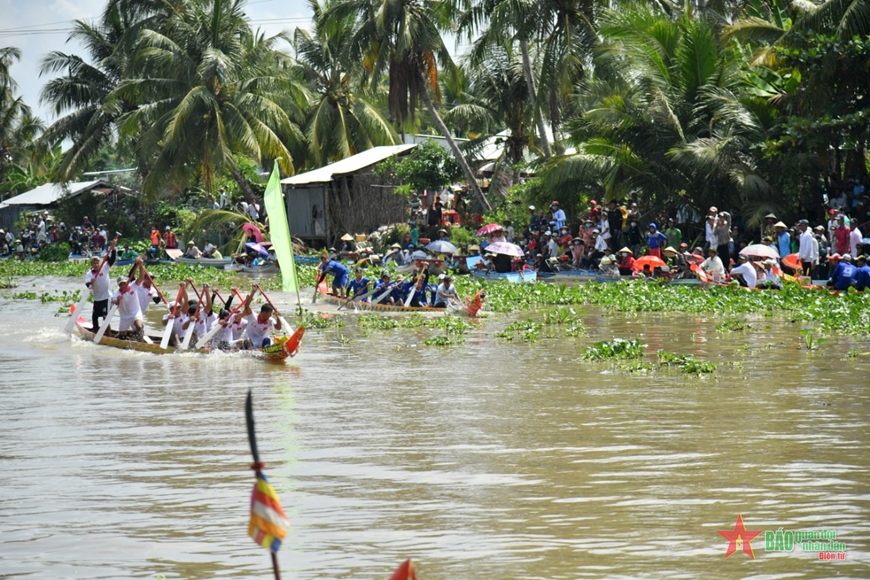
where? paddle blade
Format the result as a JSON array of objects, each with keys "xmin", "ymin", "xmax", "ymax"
[
  {"xmin": 159, "ymin": 319, "xmax": 175, "ymax": 349},
  {"xmin": 64, "ymin": 296, "xmax": 90, "ymax": 334},
  {"xmin": 195, "ymin": 322, "xmax": 222, "ymax": 349},
  {"xmin": 404, "ymin": 288, "xmax": 415, "ymax": 307},
  {"xmin": 92, "ymin": 304, "xmax": 117, "ymax": 344},
  {"xmin": 180, "ymin": 319, "xmax": 196, "ymax": 350}
]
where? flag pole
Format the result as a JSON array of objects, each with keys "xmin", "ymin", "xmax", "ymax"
[{"xmin": 271, "ymin": 552, "xmax": 282, "ymax": 580}]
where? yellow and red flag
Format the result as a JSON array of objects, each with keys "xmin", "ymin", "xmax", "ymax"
[{"xmin": 249, "ymin": 470, "xmax": 289, "ymax": 552}]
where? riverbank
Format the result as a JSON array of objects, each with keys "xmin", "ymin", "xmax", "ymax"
[{"xmin": 3, "ymin": 259, "xmax": 869, "ymax": 336}]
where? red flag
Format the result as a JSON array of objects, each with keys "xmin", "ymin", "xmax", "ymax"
[{"xmin": 388, "ymin": 558, "xmax": 416, "ymax": 580}]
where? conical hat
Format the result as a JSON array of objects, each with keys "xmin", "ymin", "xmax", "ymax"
[{"xmin": 341, "ymin": 233, "xmax": 354, "ymax": 241}]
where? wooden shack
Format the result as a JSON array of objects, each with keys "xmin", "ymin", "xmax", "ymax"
[{"xmin": 281, "ymin": 145, "xmax": 414, "ymax": 247}]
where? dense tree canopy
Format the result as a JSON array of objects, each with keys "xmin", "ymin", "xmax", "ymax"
[{"xmin": 0, "ymin": 0, "xmax": 865, "ymax": 219}]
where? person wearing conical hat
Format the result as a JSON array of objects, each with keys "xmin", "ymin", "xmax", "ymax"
[
  {"xmin": 340, "ymin": 233, "xmax": 354, "ymax": 252},
  {"xmin": 773, "ymin": 221, "xmax": 790, "ymax": 259},
  {"xmin": 617, "ymin": 247, "xmax": 636, "ymax": 275}
]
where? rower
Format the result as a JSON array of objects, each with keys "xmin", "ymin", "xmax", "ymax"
[
  {"xmin": 372, "ymin": 271, "xmax": 396, "ymax": 304},
  {"xmin": 433, "ymin": 275, "xmax": 458, "ymax": 308},
  {"xmin": 111, "ymin": 276, "xmax": 144, "ymax": 340},
  {"xmin": 317, "ymin": 252, "xmax": 350, "ymax": 298},
  {"xmin": 347, "ymin": 268, "xmax": 371, "ymax": 301},
  {"xmin": 240, "ymin": 286, "xmax": 282, "ymax": 349},
  {"xmin": 84, "ymin": 246, "xmax": 117, "ymax": 333},
  {"xmin": 132, "ymin": 258, "xmax": 160, "ymax": 317}
]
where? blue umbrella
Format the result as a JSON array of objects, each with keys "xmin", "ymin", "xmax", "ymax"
[
  {"xmin": 245, "ymin": 242, "xmax": 269, "ymax": 257},
  {"xmin": 426, "ymin": 240, "xmax": 458, "ymax": 254}
]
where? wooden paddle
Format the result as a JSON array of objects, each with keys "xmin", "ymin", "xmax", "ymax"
[
  {"xmin": 67, "ymin": 235, "xmax": 119, "ymax": 334},
  {"xmin": 160, "ymin": 285, "xmax": 186, "ymax": 349},
  {"xmin": 180, "ymin": 282, "xmax": 204, "ymax": 350},
  {"xmin": 196, "ymin": 293, "xmax": 243, "ymax": 349},
  {"xmin": 338, "ymin": 281, "xmax": 371, "ymax": 310}
]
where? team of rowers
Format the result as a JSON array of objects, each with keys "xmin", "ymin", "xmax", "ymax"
[
  {"xmin": 317, "ymin": 253, "xmax": 462, "ymax": 308},
  {"xmin": 86, "ymin": 250, "xmax": 285, "ymax": 350}
]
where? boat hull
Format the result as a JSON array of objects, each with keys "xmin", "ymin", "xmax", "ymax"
[
  {"xmin": 176, "ymin": 257, "xmax": 233, "ymax": 268},
  {"xmin": 320, "ymin": 290, "xmax": 480, "ymax": 317},
  {"xmin": 73, "ymin": 317, "xmax": 303, "ymax": 361},
  {"xmin": 471, "ymin": 270, "xmax": 537, "ymax": 283}
]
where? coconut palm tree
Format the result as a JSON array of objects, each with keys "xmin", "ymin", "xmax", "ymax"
[
  {"xmin": 114, "ymin": 0, "xmax": 308, "ymax": 199},
  {"xmin": 1, "ymin": 47, "xmax": 45, "ymax": 195},
  {"xmin": 544, "ymin": 7, "xmax": 771, "ymax": 213},
  {"xmin": 325, "ymin": 0, "xmax": 492, "ymax": 210},
  {"xmin": 39, "ymin": 18, "xmax": 134, "ymax": 181},
  {"xmin": 295, "ymin": 0, "xmax": 398, "ymax": 167}
]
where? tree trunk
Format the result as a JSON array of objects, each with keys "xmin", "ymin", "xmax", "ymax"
[
  {"xmin": 227, "ymin": 163, "xmax": 256, "ymax": 201},
  {"xmin": 418, "ymin": 81, "xmax": 491, "ymax": 212},
  {"xmin": 520, "ymin": 39, "xmax": 552, "ymax": 158}
]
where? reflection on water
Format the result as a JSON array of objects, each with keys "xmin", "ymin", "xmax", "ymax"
[{"xmin": 1, "ymin": 279, "xmax": 869, "ymax": 579}]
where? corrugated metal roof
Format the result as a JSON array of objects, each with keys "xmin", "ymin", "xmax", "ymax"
[
  {"xmin": 281, "ymin": 145, "xmax": 415, "ymax": 186},
  {"xmin": 0, "ymin": 180, "xmax": 105, "ymax": 209}
]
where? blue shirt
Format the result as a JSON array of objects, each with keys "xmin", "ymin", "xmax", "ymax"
[
  {"xmin": 646, "ymin": 231, "xmax": 666, "ymax": 250},
  {"xmin": 854, "ymin": 264, "xmax": 870, "ymax": 291},
  {"xmin": 319, "ymin": 259, "xmax": 349, "ymax": 278},
  {"xmin": 830, "ymin": 262, "xmax": 857, "ymax": 291},
  {"xmin": 348, "ymin": 277, "xmax": 370, "ymax": 298},
  {"xmin": 552, "ymin": 209, "xmax": 567, "ymax": 230},
  {"xmin": 777, "ymin": 231, "xmax": 791, "ymax": 259},
  {"xmin": 372, "ymin": 281, "xmax": 395, "ymax": 302}
]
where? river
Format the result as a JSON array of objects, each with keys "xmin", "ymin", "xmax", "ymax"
[{"xmin": 1, "ymin": 276, "xmax": 869, "ymax": 579}]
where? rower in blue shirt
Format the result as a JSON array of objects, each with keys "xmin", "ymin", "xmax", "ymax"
[
  {"xmin": 853, "ymin": 255, "xmax": 870, "ymax": 291},
  {"xmin": 372, "ymin": 271, "xmax": 397, "ymax": 304},
  {"xmin": 827, "ymin": 254, "xmax": 857, "ymax": 291},
  {"xmin": 347, "ymin": 268, "xmax": 371, "ymax": 301},
  {"xmin": 317, "ymin": 253, "xmax": 350, "ymax": 297}
]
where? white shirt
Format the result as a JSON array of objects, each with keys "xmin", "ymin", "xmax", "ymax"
[
  {"xmin": 850, "ymin": 227, "xmax": 862, "ymax": 257},
  {"xmin": 230, "ymin": 316, "xmax": 247, "ymax": 341},
  {"xmin": 730, "ymin": 262, "xmax": 757, "ymax": 288},
  {"xmin": 598, "ymin": 218, "xmax": 610, "ymax": 240},
  {"xmin": 85, "ymin": 262, "xmax": 111, "ymax": 301},
  {"xmin": 811, "ymin": 236, "xmax": 819, "ymax": 264},
  {"xmin": 133, "ymin": 281, "xmax": 159, "ymax": 314},
  {"xmin": 434, "ymin": 282, "xmax": 457, "ymax": 306},
  {"xmin": 701, "ymin": 256, "xmax": 725, "ymax": 278},
  {"xmin": 594, "ymin": 234, "xmax": 608, "ymax": 252},
  {"xmin": 705, "ymin": 220, "xmax": 717, "ymax": 245},
  {"xmin": 245, "ymin": 313, "xmax": 275, "ymax": 346},
  {"xmin": 546, "ymin": 238, "xmax": 559, "ymax": 257},
  {"xmin": 248, "ymin": 203, "xmax": 259, "ymax": 221},
  {"xmin": 112, "ymin": 285, "xmax": 143, "ymax": 319},
  {"xmin": 213, "ymin": 319, "xmax": 235, "ymax": 344},
  {"xmin": 798, "ymin": 230, "xmax": 814, "ymax": 262}
]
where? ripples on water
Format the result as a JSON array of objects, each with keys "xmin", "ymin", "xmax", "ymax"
[{"xmin": 1, "ymin": 280, "xmax": 869, "ymax": 579}]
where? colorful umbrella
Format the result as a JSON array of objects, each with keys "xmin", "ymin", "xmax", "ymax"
[
  {"xmin": 632, "ymin": 255, "xmax": 667, "ymax": 271},
  {"xmin": 245, "ymin": 242, "xmax": 269, "ymax": 257},
  {"xmin": 483, "ymin": 241, "xmax": 525, "ymax": 257},
  {"xmin": 476, "ymin": 223, "xmax": 504, "ymax": 236},
  {"xmin": 740, "ymin": 244, "xmax": 780, "ymax": 259},
  {"xmin": 242, "ymin": 223, "xmax": 262, "ymax": 243},
  {"xmin": 426, "ymin": 240, "xmax": 459, "ymax": 254},
  {"xmin": 781, "ymin": 252, "xmax": 801, "ymax": 272}
]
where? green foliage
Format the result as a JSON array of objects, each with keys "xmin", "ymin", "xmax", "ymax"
[
  {"xmin": 448, "ymin": 227, "xmax": 474, "ymax": 248},
  {"xmin": 375, "ymin": 140, "xmax": 463, "ymax": 194},
  {"xmin": 716, "ymin": 319, "xmax": 750, "ymax": 332},
  {"xmin": 423, "ymin": 334, "xmax": 460, "ymax": 347},
  {"xmin": 483, "ymin": 177, "xmax": 545, "ymax": 229},
  {"xmin": 582, "ymin": 338, "xmax": 644, "ymax": 361},
  {"xmin": 657, "ymin": 351, "xmax": 717, "ymax": 374},
  {"xmin": 37, "ymin": 242, "xmax": 71, "ymax": 262},
  {"xmin": 4, "ymin": 289, "xmax": 81, "ymax": 303},
  {"xmin": 495, "ymin": 319, "xmax": 542, "ymax": 341}
]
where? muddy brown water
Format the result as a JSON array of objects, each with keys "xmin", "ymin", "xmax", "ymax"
[{"xmin": 1, "ymin": 276, "xmax": 869, "ymax": 579}]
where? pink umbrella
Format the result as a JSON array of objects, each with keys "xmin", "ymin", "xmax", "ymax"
[
  {"xmin": 242, "ymin": 223, "xmax": 262, "ymax": 243},
  {"xmin": 476, "ymin": 223, "xmax": 504, "ymax": 236},
  {"xmin": 484, "ymin": 241, "xmax": 525, "ymax": 257},
  {"xmin": 739, "ymin": 244, "xmax": 780, "ymax": 259}
]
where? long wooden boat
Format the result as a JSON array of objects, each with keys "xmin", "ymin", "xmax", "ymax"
[
  {"xmin": 224, "ymin": 263, "xmax": 280, "ymax": 275},
  {"xmin": 471, "ymin": 269, "xmax": 537, "ymax": 283},
  {"xmin": 539, "ymin": 269, "xmax": 598, "ymax": 283},
  {"xmin": 319, "ymin": 287, "xmax": 483, "ymax": 317},
  {"xmin": 74, "ymin": 316, "xmax": 304, "ymax": 361},
  {"xmin": 176, "ymin": 256, "xmax": 234, "ymax": 268}
]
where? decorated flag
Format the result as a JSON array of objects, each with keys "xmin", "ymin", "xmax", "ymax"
[
  {"xmin": 249, "ymin": 470, "xmax": 289, "ymax": 552},
  {"xmin": 263, "ymin": 160, "xmax": 299, "ymax": 293}
]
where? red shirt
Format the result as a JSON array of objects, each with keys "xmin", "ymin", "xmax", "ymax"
[{"xmin": 835, "ymin": 226, "xmax": 850, "ymax": 254}]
